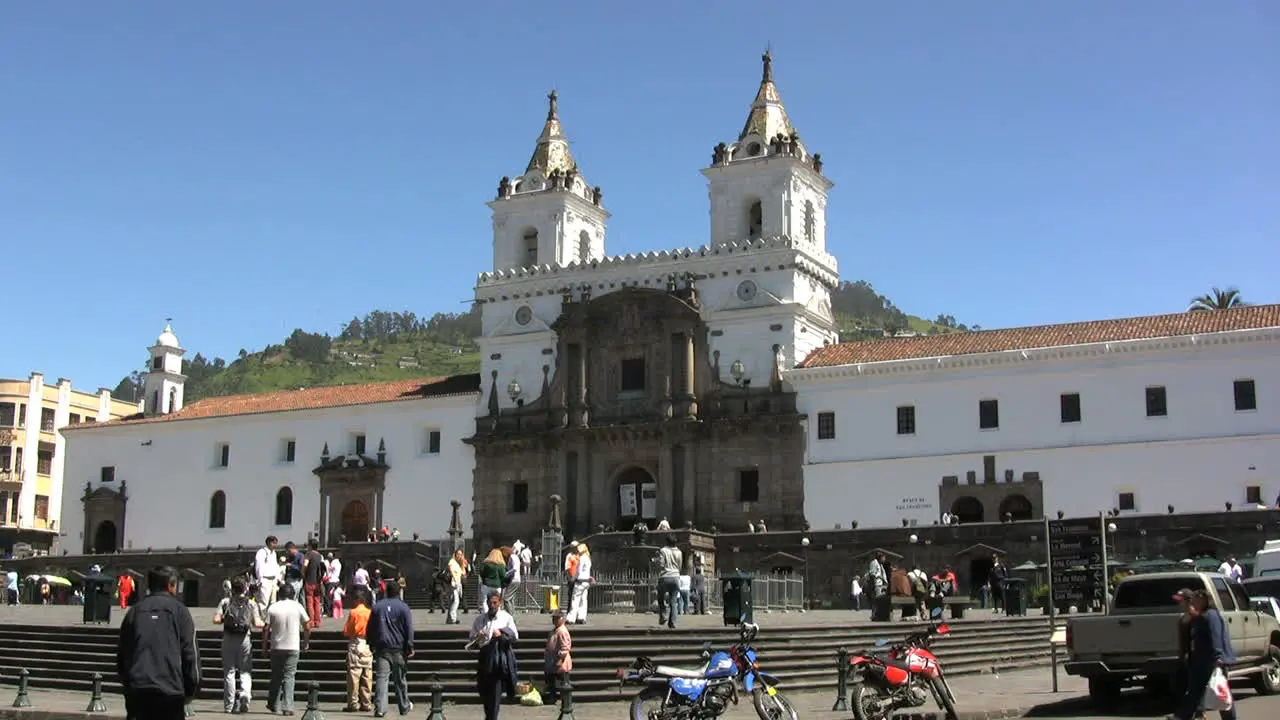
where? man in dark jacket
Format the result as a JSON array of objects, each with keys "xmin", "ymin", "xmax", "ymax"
[
  {"xmin": 1173, "ymin": 589, "xmax": 1237, "ymax": 720},
  {"xmin": 117, "ymin": 567, "xmax": 200, "ymax": 720},
  {"xmin": 369, "ymin": 579, "xmax": 415, "ymax": 717}
]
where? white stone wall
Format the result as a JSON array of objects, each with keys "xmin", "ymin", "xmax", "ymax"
[
  {"xmin": 489, "ymin": 180, "xmax": 608, "ymax": 272},
  {"xmin": 59, "ymin": 393, "xmax": 478, "ymax": 550},
  {"xmin": 788, "ymin": 333, "xmax": 1280, "ymax": 529},
  {"xmin": 703, "ymin": 156, "xmax": 831, "ymax": 254}
]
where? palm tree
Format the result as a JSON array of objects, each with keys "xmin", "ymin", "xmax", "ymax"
[{"xmin": 1188, "ymin": 287, "xmax": 1246, "ymax": 312}]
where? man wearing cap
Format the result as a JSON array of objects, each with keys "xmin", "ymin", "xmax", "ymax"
[{"xmin": 543, "ymin": 610, "xmax": 572, "ymax": 702}]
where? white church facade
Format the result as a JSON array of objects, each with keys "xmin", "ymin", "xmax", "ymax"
[{"xmin": 786, "ymin": 305, "xmax": 1280, "ymax": 531}]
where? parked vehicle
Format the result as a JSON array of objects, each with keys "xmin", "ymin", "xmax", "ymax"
[
  {"xmin": 1253, "ymin": 539, "xmax": 1280, "ymax": 578},
  {"xmin": 618, "ymin": 622, "xmax": 797, "ymax": 720},
  {"xmin": 1064, "ymin": 571, "xmax": 1280, "ymax": 708},
  {"xmin": 846, "ymin": 607, "xmax": 959, "ymax": 720}
]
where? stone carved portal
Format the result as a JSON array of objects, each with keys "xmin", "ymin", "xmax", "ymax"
[
  {"xmin": 313, "ymin": 454, "xmax": 389, "ymax": 545},
  {"xmin": 81, "ymin": 482, "xmax": 127, "ymax": 554},
  {"xmin": 615, "ymin": 466, "xmax": 658, "ymax": 522},
  {"xmin": 341, "ymin": 500, "xmax": 370, "ymax": 542},
  {"xmin": 950, "ymin": 497, "xmax": 984, "ymax": 524}
]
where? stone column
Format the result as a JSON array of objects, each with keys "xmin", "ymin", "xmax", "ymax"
[
  {"xmin": 682, "ymin": 332, "xmax": 698, "ymax": 419},
  {"xmin": 570, "ymin": 343, "xmax": 588, "ymax": 427}
]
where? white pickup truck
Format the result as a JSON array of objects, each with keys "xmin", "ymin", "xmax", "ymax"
[{"xmin": 1064, "ymin": 571, "xmax": 1280, "ymax": 708}]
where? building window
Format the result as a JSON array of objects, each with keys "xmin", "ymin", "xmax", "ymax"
[
  {"xmin": 803, "ymin": 200, "xmax": 815, "ymax": 242},
  {"xmin": 620, "ymin": 357, "xmax": 646, "ymax": 393},
  {"xmin": 978, "ymin": 399, "xmax": 999, "ymax": 430},
  {"xmin": 152, "ymin": 356, "xmax": 163, "ymax": 370},
  {"xmin": 522, "ymin": 228, "xmax": 538, "ymax": 267},
  {"xmin": 36, "ymin": 442, "xmax": 54, "ymax": 475},
  {"xmin": 209, "ymin": 491, "xmax": 227, "ymax": 529},
  {"xmin": 425, "ymin": 430, "xmax": 441, "ymax": 455},
  {"xmin": 0, "ymin": 446, "xmax": 10, "ymax": 471},
  {"xmin": 816, "ymin": 411, "xmax": 836, "ymax": 440},
  {"xmin": 282, "ymin": 439, "xmax": 296, "ymax": 463},
  {"xmin": 34, "ymin": 495, "xmax": 48, "ymax": 521},
  {"xmin": 100, "ymin": 466, "xmax": 115, "ymax": 483},
  {"xmin": 1145, "ymin": 386, "xmax": 1168, "ymax": 417},
  {"xmin": 512, "ymin": 482, "xmax": 529, "ymax": 513},
  {"xmin": 1246, "ymin": 486, "xmax": 1263, "ymax": 505},
  {"xmin": 1060, "ymin": 393, "xmax": 1082, "ymax": 424},
  {"xmin": 0, "ymin": 403, "xmax": 14, "ymax": 427},
  {"xmin": 16, "ymin": 404, "xmax": 24, "ymax": 428},
  {"xmin": 274, "ymin": 487, "xmax": 293, "ymax": 526},
  {"xmin": 1234, "ymin": 379, "xmax": 1257, "ymax": 412},
  {"xmin": 69, "ymin": 413, "xmax": 81, "ymax": 425},
  {"xmin": 40, "ymin": 408, "xmax": 55, "ymax": 432},
  {"xmin": 738, "ymin": 468, "xmax": 760, "ymax": 503},
  {"xmin": 747, "ymin": 200, "xmax": 763, "ymax": 238},
  {"xmin": 896, "ymin": 405, "xmax": 916, "ymax": 435},
  {"xmin": 217, "ymin": 443, "xmax": 230, "ymax": 468},
  {"xmin": 354, "ymin": 434, "xmax": 366, "ymax": 456},
  {"xmin": 8, "ymin": 493, "xmax": 16, "ymax": 524},
  {"xmin": 1118, "ymin": 492, "xmax": 1136, "ymax": 512}
]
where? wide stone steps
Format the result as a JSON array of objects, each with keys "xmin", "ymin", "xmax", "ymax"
[{"xmin": 0, "ymin": 617, "xmax": 1055, "ymax": 704}]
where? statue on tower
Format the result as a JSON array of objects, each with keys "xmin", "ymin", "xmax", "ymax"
[
  {"xmin": 547, "ymin": 89, "xmax": 559, "ymax": 120},
  {"xmin": 497, "ymin": 176, "xmax": 511, "ymax": 199}
]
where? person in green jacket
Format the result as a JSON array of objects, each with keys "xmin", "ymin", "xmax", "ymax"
[{"xmin": 477, "ymin": 548, "xmax": 509, "ymax": 609}]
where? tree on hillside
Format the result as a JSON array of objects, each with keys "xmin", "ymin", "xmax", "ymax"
[
  {"xmin": 1188, "ymin": 287, "xmax": 1246, "ymax": 312},
  {"xmin": 285, "ymin": 329, "xmax": 333, "ymax": 363}
]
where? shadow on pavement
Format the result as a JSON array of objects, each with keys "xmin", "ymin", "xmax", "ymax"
[{"xmin": 1024, "ymin": 687, "xmax": 1264, "ymax": 718}]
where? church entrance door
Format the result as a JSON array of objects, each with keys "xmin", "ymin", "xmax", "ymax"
[
  {"xmin": 615, "ymin": 466, "xmax": 658, "ymax": 524},
  {"xmin": 93, "ymin": 521, "xmax": 118, "ymax": 554},
  {"xmin": 341, "ymin": 500, "xmax": 370, "ymax": 542}
]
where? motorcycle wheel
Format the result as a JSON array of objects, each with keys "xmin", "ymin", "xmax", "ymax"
[
  {"xmin": 849, "ymin": 683, "xmax": 888, "ymax": 720},
  {"xmin": 751, "ymin": 687, "xmax": 798, "ymax": 720},
  {"xmin": 630, "ymin": 687, "xmax": 676, "ymax": 720},
  {"xmin": 932, "ymin": 676, "xmax": 959, "ymax": 720}
]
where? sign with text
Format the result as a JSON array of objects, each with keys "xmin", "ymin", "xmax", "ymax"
[{"xmin": 1048, "ymin": 518, "xmax": 1105, "ymax": 605}]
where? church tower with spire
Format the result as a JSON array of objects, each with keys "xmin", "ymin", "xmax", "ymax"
[
  {"xmin": 703, "ymin": 51, "xmax": 834, "ymax": 256},
  {"xmin": 488, "ymin": 90, "xmax": 610, "ymax": 272},
  {"xmin": 143, "ymin": 320, "xmax": 186, "ymax": 416}
]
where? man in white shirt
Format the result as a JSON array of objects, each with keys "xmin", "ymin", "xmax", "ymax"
[
  {"xmin": 262, "ymin": 583, "xmax": 310, "ymax": 715},
  {"xmin": 254, "ymin": 535, "xmax": 280, "ymax": 610},
  {"xmin": 1218, "ymin": 557, "xmax": 1245, "ymax": 583},
  {"xmin": 324, "ymin": 553, "xmax": 342, "ymax": 617},
  {"xmin": 653, "ymin": 535, "xmax": 683, "ymax": 629}
]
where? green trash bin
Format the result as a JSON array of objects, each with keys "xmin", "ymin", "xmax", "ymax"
[
  {"xmin": 1002, "ymin": 578, "xmax": 1028, "ymax": 617},
  {"xmin": 721, "ymin": 572, "xmax": 754, "ymax": 626}
]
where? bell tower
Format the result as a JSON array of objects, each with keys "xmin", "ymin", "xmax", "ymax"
[
  {"xmin": 488, "ymin": 90, "xmax": 610, "ymax": 271},
  {"xmin": 143, "ymin": 320, "xmax": 186, "ymax": 416},
  {"xmin": 703, "ymin": 52, "xmax": 833, "ymax": 255}
]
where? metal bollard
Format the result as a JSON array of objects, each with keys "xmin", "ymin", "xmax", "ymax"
[
  {"xmin": 831, "ymin": 647, "xmax": 849, "ymax": 711},
  {"xmin": 300, "ymin": 681, "xmax": 325, "ymax": 720},
  {"xmin": 11, "ymin": 668, "xmax": 31, "ymax": 708},
  {"xmin": 86, "ymin": 672, "xmax": 108, "ymax": 713},
  {"xmin": 557, "ymin": 673, "xmax": 576, "ymax": 720},
  {"xmin": 426, "ymin": 674, "xmax": 447, "ymax": 720}
]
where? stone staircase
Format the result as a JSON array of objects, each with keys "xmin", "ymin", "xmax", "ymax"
[{"xmin": 0, "ymin": 616, "xmax": 1056, "ymax": 705}]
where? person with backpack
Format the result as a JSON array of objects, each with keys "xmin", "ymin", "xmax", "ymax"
[{"xmin": 213, "ymin": 576, "xmax": 264, "ymax": 713}]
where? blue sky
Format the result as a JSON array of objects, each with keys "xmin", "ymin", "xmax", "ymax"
[{"xmin": 2, "ymin": 1, "xmax": 1276, "ymax": 390}]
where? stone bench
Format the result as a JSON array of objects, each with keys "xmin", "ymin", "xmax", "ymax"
[
  {"xmin": 941, "ymin": 596, "xmax": 975, "ymax": 620},
  {"xmin": 890, "ymin": 595, "xmax": 920, "ymax": 620}
]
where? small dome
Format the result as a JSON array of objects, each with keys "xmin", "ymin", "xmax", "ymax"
[{"xmin": 156, "ymin": 322, "xmax": 181, "ymax": 349}]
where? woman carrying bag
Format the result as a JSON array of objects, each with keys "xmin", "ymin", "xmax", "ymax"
[{"xmin": 1171, "ymin": 589, "xmax": 1236, "ymax": 720}]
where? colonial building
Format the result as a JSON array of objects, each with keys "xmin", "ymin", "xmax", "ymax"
[
  {"xmin": 466, "ymin": 53, "xmax": 839, "ymax": 545},
  {"xmin": 0, "ymin": 372, "xmax": 134, "ymax": 551},
  {"xmin": 786, "ymin": 305, "xmax": 1280, "ymax": 531},
  {"xmin": 59, "ymin": 322, "xmax": 480, "ymax": 554}
]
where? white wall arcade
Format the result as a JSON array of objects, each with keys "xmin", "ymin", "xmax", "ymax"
[
  {"xmin": 788, "ymin": 330, "xmax": 1280, "ymax": 530},
  {"xmin": 59, "ymin": 394, "xmax": 476, "ymax": 551}
]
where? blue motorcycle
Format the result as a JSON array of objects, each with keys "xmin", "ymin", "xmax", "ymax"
[{"xmin": 618, "ymin": 623, "xmax": 798, "ymax": 720}]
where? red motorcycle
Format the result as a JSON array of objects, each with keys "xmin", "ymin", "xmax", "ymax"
[{"xmin": 846, "ymin": 607, "xmax": 959, "ymax": 720}]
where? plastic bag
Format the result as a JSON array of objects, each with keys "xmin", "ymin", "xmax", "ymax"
[
  {"xmin": 1202, "ymin": 667, "xmax": 1233, "ymax": 711},
  {"xmin": 519, "ymin": 688, "xmax": 543, "ymax": 707}
]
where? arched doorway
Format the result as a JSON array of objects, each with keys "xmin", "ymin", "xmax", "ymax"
[
  {"xmin": 93, "ymin": 520, "xmax": 118, "ymax": 554},
  {"xmin": 615, "ymin": 466, "xmax": 658, "ymax": 523},
  {"xmin": 998, "ymin": 494, "xmax": 1034, "ymax": 522},
  {"xmin": 341, "ymin": 500, "xmax": 370, "ymax": 542},
  {"xmin": 950, "ymin": 496, "xmax": 985, "ymax": 524}
]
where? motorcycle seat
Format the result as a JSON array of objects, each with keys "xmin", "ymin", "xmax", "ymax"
[{"xmin": 654, "ymin": 663, "xmax": 710, "ymax": 679}]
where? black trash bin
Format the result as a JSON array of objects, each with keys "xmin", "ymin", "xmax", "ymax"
[
  {"xmin": 721, "ymin": 572, "xmax": 754, "ymax": 626},
  {"xmin": 82, "ymin": 573, "xmax": 113, "ymax": 624},
  {"xmin": 1002, "ymin": 578, "xmax": 1028, "ymax": 617},
  {"xmin": 871, "ymin": 593, "xmax": 893, "ymax": 622}
]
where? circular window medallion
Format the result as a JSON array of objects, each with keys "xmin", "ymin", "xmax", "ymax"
[
  {"xmin": 736, "ymin": 280, "xmax": 758, "ymax": 302},
  {"xmin": 514, "ymin": 306, "xmax": 533, "ymax": 326}
]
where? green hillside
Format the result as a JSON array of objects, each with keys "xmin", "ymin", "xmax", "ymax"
[{"xmin": 111, "ymin": 282, "xmax": 970, "ymax": 402}]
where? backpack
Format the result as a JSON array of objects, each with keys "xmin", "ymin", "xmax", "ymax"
[
  {"xmin": 911, "ymin": 573, "xmax": 927, "ymax": 595},
  {"xmin": 223, "ymin": 599, "xmax": 253, "ymax": 635}
]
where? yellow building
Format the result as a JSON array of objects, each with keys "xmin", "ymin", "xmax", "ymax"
[{"xmin": 0, "ymin": 373, "xmax": 136, "ymax": 552}]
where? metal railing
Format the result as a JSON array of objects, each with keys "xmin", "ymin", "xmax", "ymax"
[{"xmin": 501, "ymin": 569, "xmax": 805, "ymax": 614}]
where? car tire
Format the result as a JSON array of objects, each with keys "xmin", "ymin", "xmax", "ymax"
[
  {"xmin": 1255, "ymin": 644, "xmax": 1280, "ymax": 696},
  {"xmin": 1087, "ymin": 676, "xmax": 1122, "ymax": 708}
]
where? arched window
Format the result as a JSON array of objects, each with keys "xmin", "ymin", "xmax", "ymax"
[
  {"xmin": 804, "ymin": 200, "xmax": 815, "ymax": 242},
  {"xmin": 747, "ymin": 201, "xmax": 763, "ymax": 238},
  {"xmin": 274, "ymin": 487, "xmax": 293, "ymax": 526},
  {"xmin": 522, "ymin": 228, "xmax": 539, "ymax": 267},
  {"xmin": 209, "ymin": 490, "xmax": 227, "ymax": 529},
  {"xmin": 577, "ymin": 230, "xmax": 591, "ymax": 262}
]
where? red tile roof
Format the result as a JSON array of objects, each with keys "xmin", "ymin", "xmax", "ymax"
[
  {"xmin": 799, "ymin": 305, "xmax": 1280, "ymax": 369},
  {"xmin": 63, "ymin": 373, "xmax": 481, "ymax": 430}
]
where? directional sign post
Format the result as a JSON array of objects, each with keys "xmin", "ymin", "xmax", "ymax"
[{"xmin": 1044, "ymin": 513, "xmax": 1109, "ymax": 694}]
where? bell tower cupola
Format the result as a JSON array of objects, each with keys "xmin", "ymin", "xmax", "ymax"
[
  {"xmin": 143, "ymin": 319, "xmax": 186, "ymax": 416},
  {"xmin": 489, "ymin": 90, "xmax": 610, "ymax": 272},
  {"xmin": 703, "ymin": 52, "xmax": 833, "ymax": 255}
]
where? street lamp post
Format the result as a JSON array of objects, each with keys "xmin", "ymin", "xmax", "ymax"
[
  {"xmin": 908, "ymin": 533, "xmax": 919, "ymax": 567},
  {"xmin": 729, "ymin": 360, "xmax": 751, "ymax": 413},
  {"xmin": 507, "ymin": 379, "xmax": 523, "ymax": 431},
  {"xmin": 801, "ymin": 537, "xmax": 811, "ymax": 611}
]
